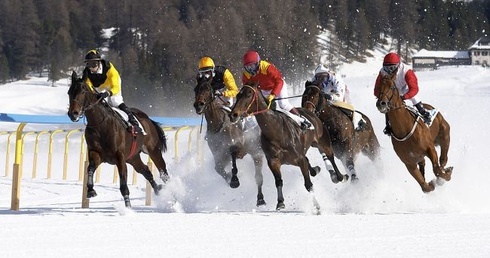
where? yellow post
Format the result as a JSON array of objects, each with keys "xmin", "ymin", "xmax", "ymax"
[
  {"xmin": 47, "ymin": 129, "xmax": 63, "ymax": 179},
  {"xmin": 63, "ymin": 129, "xmax": 79, "ymax": 180},
  {"xmin": 78, "ymin": 132, "xmax": 85, "ymax": 181},
  {"xmin": 20, "ymin": 131, "xmax": 36, "ymax": 178},
  {"xmin": 81, "ymin": 160, "xmax": 90, "ymax": 208},
  {"xmin": 145, "ymin": 159, "xmax": 154, "ymax": 206},
  {"xmin": 5, "ymin": 132, "xmax": 16, "ymax": 177},
  {"xmin": 11, "ymin": 123, "xmax": 26, "ymax": 211},
  {"xmin": 32, "ymin": 131, "xmax": 49, "ymax": 179},
  {"xmin": 174, "ymin": 126, "xmax": 189, "ymax": 163}
]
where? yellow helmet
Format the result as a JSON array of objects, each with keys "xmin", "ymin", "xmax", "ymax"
[{"xmin": 198, "ymin": 56, "xmax": 215, "ymax": 70}]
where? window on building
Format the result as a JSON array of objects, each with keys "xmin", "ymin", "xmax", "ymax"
[{"xmin": 482, "ymin": 51, "xmax": 488, "ymax": 56}]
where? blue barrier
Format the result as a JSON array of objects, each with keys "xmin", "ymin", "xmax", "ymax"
[{"xmin": 0, "ymin": 113, "xmax": 203, "ymax": 127}]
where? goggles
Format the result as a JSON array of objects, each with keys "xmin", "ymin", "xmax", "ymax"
[
  {"xmin": 198, "ymin": 68, "xmax": 214, "ymax": 79},
  {"xmin": 85, "ymin": 60, "xmax": 99, "ymax": 69},
  {"xmin": 383, "ymin": 64, "xmax": 399, "ymax": 74},
  {"xmin": 244, "ymin": 62, "xmax": 259, "ymax": 75}
]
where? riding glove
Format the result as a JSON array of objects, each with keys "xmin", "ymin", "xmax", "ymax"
[
  {"xmin": 96, "ymin": 91, "xmax": 110, "ymax": 99},
  {"xmin": 267, "ymin": 94, "xmax": 275, "ymax": 104}
]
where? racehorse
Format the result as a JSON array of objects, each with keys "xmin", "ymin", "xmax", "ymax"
[
  {"xmin": 193, "ymin": 76, "xmax": 266, "ymax": 206},
  {"xmin": 229, "ymin": 82, "xmax": 348, "ymax": 211},
  {"xmin": 375, "ymin": 73, "xmax": 452, "ymax": 192},
  {"xmin": 67, "ymin": 71, "xmax": 169, "ymax": 207},
  {"xmin": 302, "ymin": 81, "xmax": 381, "ymax": 180}
]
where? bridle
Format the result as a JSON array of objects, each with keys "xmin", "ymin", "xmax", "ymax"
[
  {"xmin": 303, "ymin": 85, "xmax": 325, "ymax": 115},
  {"xmin": 69, "ymin": 82, "xmax": 105, "ymax": 126},
  {"xmin": 240, "ymin": 84, "xmax": 270, "ymax": 117},
  {"xmin": 378, "ymin": 77, "xmax": 405, "ymax": 111}
]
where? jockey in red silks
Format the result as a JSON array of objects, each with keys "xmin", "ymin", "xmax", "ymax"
[
  {"xmin": 242, "ymin": 50, "xmax": 312, "ymax": 131},
  {"xmin": 374, "ymin": 52, "xmax": 436, "ymax": 135}
]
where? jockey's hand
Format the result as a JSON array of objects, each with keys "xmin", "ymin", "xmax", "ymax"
[
  {"xmin": 267, "ymin": 94, "xmax": 275, "ymax": 109},
  {"xmin": 214, "ymin": 90, "xmax": 222, "ymax": 96},
  {"xmin": 96, "ymin": 92, "xmax": 109, "ymax": 99}
]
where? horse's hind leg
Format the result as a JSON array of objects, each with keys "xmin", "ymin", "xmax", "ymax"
[
  {"xmin": 229, "ymin": 145, "xmax": 240, "ymax": 189},
  {"xmin": 147, "ymin": 149, "xmax": 169, "ymax": 183},
  {"xmin": 300, "ymin": 157, "xmax": 320, "ymax": 214},
  {"xmin": 129, "ymin": 155, "xmax": 163, "ymax": 195}
]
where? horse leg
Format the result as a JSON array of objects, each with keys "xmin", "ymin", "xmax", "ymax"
[
  {"xmin": 321, "ymin": 152, "xmax": 348, "ymax": 183},
  {"xmin": 268, "ymin": 158, "xmax": 285, "ymax": 210},
  {"xmin": 307, "ymin": 156, "xmax": 321, "ymax": 177},
  {"xmin": 427, "ymin": 146, "xmax": 452, "ymax": 182},
  {"xmin": 405, "ymin": 162, "xmax": 435, "ymax": 193},
  {"xmin": 253, "ymin": 154, "xmax": 266, "ymax": 206},
  {"xmin": 115, "ymin": 153, "xmax": 131, "ymax": 207},
  {"xmin": 86, "ymin": 152, "xmax": 102, "ymax": 198},
  {"xmin": 229, "ymin": 145, "xmax": 240, "ymax": 189},
  {"xmin": 300, "ymin": 157, "xmax": 320, "ymax": 213},
  {"xmin": 214, "ymin": 155, "xmax": 231, "ymax": 184},
  {"xmin": 129, "ymin": 155, "xmax": 163, "ymax": 195},
  {"xmin": 418, "ymin": 159, "xmax": 426, "ymax": 179},
  {"xmin": 147, "ymin": 149, "xmax": 169, "ymax": 183},
  {"xmin": 346, "ymin": 156, "xmax": 358, "ymax": 181}
]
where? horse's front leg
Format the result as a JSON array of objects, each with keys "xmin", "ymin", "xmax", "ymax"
[
  {"xmin": 268, "ymin": 158, "xmax": 285, "ymax": 210},
  {"xmin": 229, "ymin": 145, "xmax": 240, "ymax": 188},
  {"xmin": 86, "ymin": 151, "xmax": 102, "ymax": 198},
  {"xmin": 300, "ymin": 157, "xmax": 321, "ymax": 214},
  {"xmin": 116, "ymin": 153, "xmax": 131, "ymax": 207},
  {"xmin": 405, "ymin": 162, "xmax": 435, "ymax": 193},
  {"xmin": 252, "ymin": 154, "xmax": 265, "ymax": 206},
  {"xmin": 322, "ymin": 152, "xmax": 349, "ymax": 183},
  {"xmin": 426, "ymin": 146, "xmax": 452, "ymax": 185}
]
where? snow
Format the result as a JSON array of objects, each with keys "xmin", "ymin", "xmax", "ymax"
[{"xmin": 1, "ymin": 53, "xmax": 490, "ymax": 257}]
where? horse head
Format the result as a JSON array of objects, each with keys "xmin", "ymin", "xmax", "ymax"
[
  {"xmin": 193, "ymin": 76, "xmax": 217, "ymax": 114},
  {"xmin": 229, "ymin": 82, "xmax": 263, "ymax": 123},
  {"xmin": 67, "ymin": 71, "xmax": 97, "ymax": 122},
  {"xmin": 301, "ymin": 80, "xmax": 324, "ymax": 113},
  {"xmin": 376, "ymin": 73, "xmax": 402, "ymax": 114}
]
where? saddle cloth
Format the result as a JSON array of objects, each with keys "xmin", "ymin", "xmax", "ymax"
[
  {"xmin": 112, "ymin": 107, "xmax": 147, "ymax": 135},
  {"xmin": 406, "ymin": 106, "xmax": 439, "ymax": 126},
  {"xmin": 331, "ymin": 101, "xmax": 365, "ymax": 130}
]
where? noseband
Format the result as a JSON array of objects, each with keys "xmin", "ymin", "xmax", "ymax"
[{"xmin": 304, "ymin": 85, "xmax": 324, "ymax": 115}]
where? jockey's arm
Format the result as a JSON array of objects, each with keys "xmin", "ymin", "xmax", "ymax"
[
  {"xmin": 105, "ymin": 64, "xmax": 122, "ymax": 95},
  {"xmin": 222, "ymin": 69, "xmax": 239, "ymax": 98}
]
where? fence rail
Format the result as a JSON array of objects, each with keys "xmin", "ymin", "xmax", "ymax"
[{"xmin": 0, "ymin": 113, "xmax": 204, "ymax": 211}]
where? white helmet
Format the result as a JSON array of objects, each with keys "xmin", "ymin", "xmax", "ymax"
[{"xmin": 314, "ymin": 64, "xmax": 330, "ymax": 75}]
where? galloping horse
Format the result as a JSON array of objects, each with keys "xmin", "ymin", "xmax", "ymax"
[
  {"xmin": 67, "ymin": 71, "xmax": 169, "ymax": 207},
  {"xmin": 375, "ymin": 73, "xmax": 452, "ymax": 192},
  {"xmin": 229, "ymin": 82, "xmax": 348, "ymax": 211},
  {"xmin": 302, "ymin": 81, "xmax": 381, "ymax": 180},
  {"xmin": 193, "ymin": 76, "xmax": 266, "ymax": 206}
]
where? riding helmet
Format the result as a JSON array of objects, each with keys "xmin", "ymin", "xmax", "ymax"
[
  {"xmin": 85, "ymin": 49, "xmax": 102, "ymax": 61},
  {"xmin": 242, "ymin": 50, "xmax": 260, "ymax": 66},
  {"xmin": 383, "ymin": 53, "xmax": 400, "ymax": 65},
  {"xmin": 314, "ymin": 64, "xmax": 330, "ymax": 75},
  {"xmin": 198, "ymin": 56, "xmax": 215, "ymax": 70}
]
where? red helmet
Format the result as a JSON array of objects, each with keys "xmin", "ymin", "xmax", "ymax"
[
  {"xmin": 243, "ymin": 50, "xmax": 260, "ymax": 66},
  {"xmin": 383, "ymin": 53, "xmax": 400, "ymax": 65}
]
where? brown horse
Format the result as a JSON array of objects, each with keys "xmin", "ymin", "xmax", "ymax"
[
  {"xmin": 193, "ymin": 76, "xmax": 266, "ymax": 206},
  {"xmin": 229, "ymin": 82, "xmax": 348, "ymax": 211},
  {"xmin": 67, "ymin": 71, "xmax": 169, "ymax": 207},
  {"xmin": 375, "ymin": 73, "xmax": 453, "ymax": 192},
  {"xmin": 302, "ymin": 81, "xmax": 381, "ymax": 180}
]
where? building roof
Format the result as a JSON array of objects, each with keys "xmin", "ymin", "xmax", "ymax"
[
  {"xmin": 469, "ymin": 36, "xmax": 490, "ymax": 50},
  {"xmin": 413, "ymin": 49, "xmax": 470, "ymax": 59}
]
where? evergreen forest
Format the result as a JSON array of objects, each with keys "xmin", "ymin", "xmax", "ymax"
[{"xmin": 0, "ymin": 0, "xmax": 488, "ymax": 116}]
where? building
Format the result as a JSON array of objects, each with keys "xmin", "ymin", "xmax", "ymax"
[
  {"xmin": 412, "ymin": 36, "xmax": 489, "ymax": 71},
  {"xmin": 468, "ymin": 36, "xmax": 490, "ymax": 66}
]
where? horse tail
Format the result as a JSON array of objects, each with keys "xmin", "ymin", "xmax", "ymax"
[{"xmin": 150, "ymin": 119, "xmax": 167, "ymax": 152}]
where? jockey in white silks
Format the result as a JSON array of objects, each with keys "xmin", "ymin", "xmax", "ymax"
[{"xmin": 311, "ymin": 65, "xmax": 365, "ymax": 131}]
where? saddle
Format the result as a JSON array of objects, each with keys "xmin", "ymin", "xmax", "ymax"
[
  {"xmin": 111, "ymin": 107, "xmax": 146, "ymax": 135},
  {"xmin": 331, "ymin": 101, "xmax": 365, "ymax": 131}
]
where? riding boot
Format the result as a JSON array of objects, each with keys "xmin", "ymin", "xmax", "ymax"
[
  {"xmin": 383, "ymin": 113, "xmax": 392, "ymax": 136},
  {"xmin": 119, "ymin": 103, "xmax": 142, "ymax": 132},
  {"xmin": 415, "ymin": 102, "xmax": 431, "ymax": 124},
  {"xmin": 290, "ymin": 108, "xmax": 312, "ymax": 131}
]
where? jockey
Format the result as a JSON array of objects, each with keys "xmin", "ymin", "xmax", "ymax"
[
  {"xmin": 310, "ymin": 64, "xmax": 365, "ymax": 131},
  {"xmin": 197, "ymin": 56, "xmax": 239, "ymax": 108},
  {"xmin": 242, "ymin": 50, "xmax": 312, "ymax": 131},
  {"xmin": 82, "ymin": 49, "xmax": 141, "ymax": 132},
  {"xmin": 374, "ymin": 52, "xmax": 435, "ymax": 135},
  {"xmin": 311, "ymin": 64, "xmax": 349, "ymax": 103}
]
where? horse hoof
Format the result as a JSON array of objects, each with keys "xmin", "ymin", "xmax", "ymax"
[
  {"xmin": 154, "ymin": 184, "xmax": 164, "ymax": 195},
  {"xmin": 257, "ymin": 199, "xmax": 266, "ymax": 207},
  {"xmin": 87, "ymin": 190, "xmax": 97, "ymax": 198},
  {"xmin": 423, "ymin": 182, "xmax": 436, "ymax": 193},
  {"xmin": 435, "ymin": 177, "xmax": 445, "ymax": 186},
  {"xmin": 310, "ymin": 166, "xmax": 321, "ymax": 177},
  {"xmin": 276, "ymin": 202, "xmax": 285, "ymax": 210},
  {"xmin": 350, "ymin": 174, "xmax": 359, "ymax": 182},
  {"xmin": 329, "ymin": 171, "xmax": 339, "ymax": 183},
  {"xmin": 229, "ymin": 176, "xmax": 240, "ymax": 188}
]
